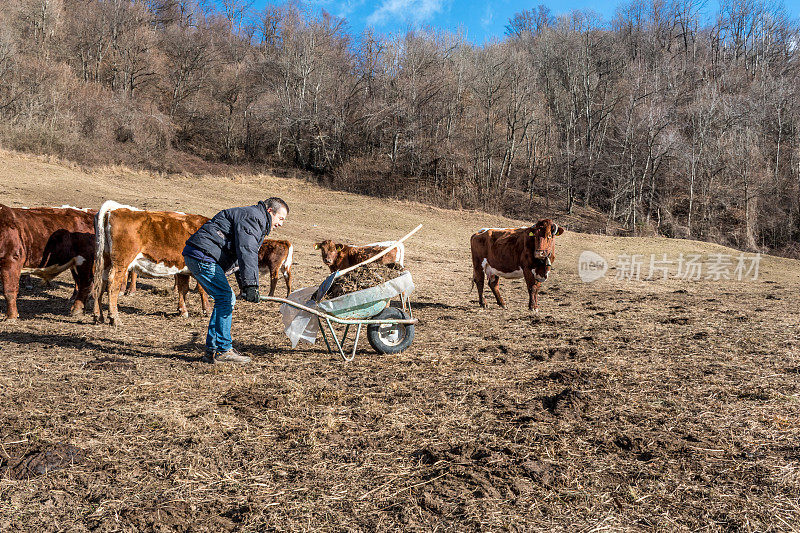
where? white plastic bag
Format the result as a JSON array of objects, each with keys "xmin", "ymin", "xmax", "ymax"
[{"xmin": 280, "ymin": 287, "xmax": 320, "ymax": 348}]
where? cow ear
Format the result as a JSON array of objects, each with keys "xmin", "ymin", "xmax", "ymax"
[
  {"xmin": 336, "ymin": 244, "xmax": 343, "ymax": 251},
  {"xmin": 554, "ymin": 225, "xmax": 564, "ymax": 236}
]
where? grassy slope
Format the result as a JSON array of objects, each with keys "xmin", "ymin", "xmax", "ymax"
[{"xmin": 2, "ymin": 148, "xmax": 800, "ymax": 530}]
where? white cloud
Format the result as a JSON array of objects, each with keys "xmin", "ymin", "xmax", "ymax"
[
  {"xmin": 307, "ymin": 0, "xmax": 365, "ymax": 21},
  {"xmin": 336, "ymin": 0, "xmax": 368, "ymax": 20},
  {"xmin": 367, "ymin": 0, "xmax": 445, "ymax": 27},
  {"xmin": 481, "ymin": 3, "xmax": 493, "ymax": 27}
]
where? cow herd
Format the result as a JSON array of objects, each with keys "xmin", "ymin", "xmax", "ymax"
[{"xmin": 0, "ymin": 200, "xmax": 564, "ymax": 325}]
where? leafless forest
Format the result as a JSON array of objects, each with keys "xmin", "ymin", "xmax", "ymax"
[{"xmin": 1, "ymin": 0, "xmax": 799, "ymax": 252}]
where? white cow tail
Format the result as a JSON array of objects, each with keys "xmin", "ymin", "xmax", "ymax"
[
  {"xmin": 92, "ymin": 202, "xmax": 111, "ymax": 303},
  {"xmin": 22, "ymin": 256, "xmax": 84, "ymax": 282},
  {"xmin": 91, "ymin": 200, "xmax": 132, "ymax": 302},
  {"xmin": 283, "ymin": 243, "xmax": 293, "ymax": 277}
]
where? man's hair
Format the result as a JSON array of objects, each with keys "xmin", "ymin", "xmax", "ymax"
[{"xmin": 265, "ymin": 197, "xmax": 289, "ymax": 214}]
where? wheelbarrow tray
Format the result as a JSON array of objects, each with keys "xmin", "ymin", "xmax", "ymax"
[{"xmin": 317, "ymin": 275, "xmax": 411, "ymax": 319}]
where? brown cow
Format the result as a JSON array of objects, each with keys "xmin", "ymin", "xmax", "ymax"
[
  {"xmin": 314, "ymin": 240, "xmax": 404, "ymax": 271},
  {"xmin": 470, "ymin": 220, "xmax": 564, "ymax": 313},
  {"xmin": 257, "ymin": 239, "xmax": 294, "ymax": 296},
  {"xmin": 0, "ymin": 204, "xmax": 96, "ymax": 320},
  {"xmin": 92, "ymin": 201, "xmax": 211, "ymax": 325}
]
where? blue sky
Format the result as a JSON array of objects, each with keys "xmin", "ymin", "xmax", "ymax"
[
  {"xmin": 248, "ymin": 0, "xmax": 800, "ymax": 45},
  {"xmin": 303, "ymin": 0, "xmax": 616, "ymax": 42}
]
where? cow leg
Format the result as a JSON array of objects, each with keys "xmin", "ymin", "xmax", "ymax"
[
  {"xmin": 523, "ymin": 270, "xmax": 541, "ymax": 313},
  {"xmin": 68, "ymin": 267, "xmax": 82, "ymax": 315},
  {"xmin": 283, "ymin": 266, "xmax": 292, "ymax": 296},
  {"xmin": 176, "ymin": 274, "xmax": 190, "ymax": 318},
  {"xmin": 473, "ymin": 265, "xmax": 486, "ymax": 307},
  {"xmin": 197, "ymin": 282, "xmax": 210, "ymax": 316},
  {"xmin": 1, "ymin": 262, "xmax": 22, "ymax": 321},
  {"xmin": 268, "ymin": 271, "xmax": 278, "ymax": 297},
  {"xmin": 71, "ymin": 261, "xmax": 93, "ymax": 316},
  {"xmin": 487, "ymin": 275, "xmax": 506, "ymax": 308},
  {"xmin": 106, "ymin": 268, "xmax": 124, "ymax": 326},
  {"xmin": 93, "ymin": 275, "xmax": 107, "ymax": 323},
  {"xmin": 125, "ymin": 269, "xmax": 138, "ymax": 295},
  {"xmin": 68, "ymin": 279, "xmax": 79, "ymax": 302},
  {"xmin": 64, "ymin": 268, "xmax": 79, "ymax": 303},
  {"xmin": 117, "ymin": 271, "xmax": 126, "ymax": 295}
]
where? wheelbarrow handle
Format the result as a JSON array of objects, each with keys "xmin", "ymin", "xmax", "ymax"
[
  {"xmin": 334, "ymin": 224, "xmax": 422, "ymax": 279},
  {"xmin": 260, "ymin": 295, "xmax": 418, "ymax": 325}
]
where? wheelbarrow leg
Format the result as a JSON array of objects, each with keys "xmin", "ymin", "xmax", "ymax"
[
  {"xmin": 401, "ymin": 293, "xmax": 413, "ymax": 319},
  {"xmin": 348, "ymin": 323, "xmax": 362, "ymax": 362},
  {"xmin": 319, "ymin": 317, "xmax": 333, "ymax": 354},
  {"xmin": 321, "ymin": 317, "xmax": 361, "ymax": 362},
  {"xmin": 324, "ymin": 317, "xmax": 349, "ymax": 362}
]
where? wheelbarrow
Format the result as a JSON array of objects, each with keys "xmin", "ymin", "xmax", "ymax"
[{"xmin": 260, "ymin": 271, "xmax": 417, "ymax": 361}]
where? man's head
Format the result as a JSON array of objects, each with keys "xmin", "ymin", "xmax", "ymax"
[{"xmin": 265, "ymin": 197, "xmax": 289, "ymax": 228}]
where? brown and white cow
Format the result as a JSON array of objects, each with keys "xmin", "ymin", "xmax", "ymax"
[
  {"xmin": 470, "ymin": 219, "xmax": 564, "ymax": 313},
  {"xmin": 0, "ymin": 204, "xmax": 96, "ymax": 320},
  {"xmin": 257, "ymin": 239, "xmax": 294, "ymax": 296},
  {"xmin": 92, "ymin": 201, "xmax": 211, "ymax": 325},
  {"xmin": 314, "ymin": 240, "xmax": 404, "ymax": 271}
]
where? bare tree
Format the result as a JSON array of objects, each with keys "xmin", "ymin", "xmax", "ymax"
[{"xmin": 2, "ymin": 0, "xmax": 800, "ymax": 253}]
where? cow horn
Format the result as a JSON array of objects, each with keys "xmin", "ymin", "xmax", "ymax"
[
  {"xmin": 546, "ymin": 257, "xmax": 551, "ymax": 266},
  {"xmin": 552, "ymin": 223, "xmax": 559, "ymax": 235}
]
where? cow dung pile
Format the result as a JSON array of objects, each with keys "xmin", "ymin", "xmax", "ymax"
[{"xmin": 325, "ymin": 263, "xmax": 404, "ymax": 299}]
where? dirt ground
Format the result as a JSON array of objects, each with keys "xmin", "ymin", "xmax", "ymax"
[{"xmin": 1, "ymin": 148, "xmax": 800, "ymax": 531}]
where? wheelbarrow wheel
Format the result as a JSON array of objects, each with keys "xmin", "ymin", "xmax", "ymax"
[{"xmin": 367, "ymin": 307, "xmax": 414, "ymax": 354}]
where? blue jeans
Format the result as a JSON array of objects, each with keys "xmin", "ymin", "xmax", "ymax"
[{"xmin": 184, "ymin": 256, "xmax": 236, "ymax": 353}]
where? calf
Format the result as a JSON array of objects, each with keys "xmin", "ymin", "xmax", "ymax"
[
  {"xmin": 92, "ymin": 201, "xmax": 210, "ymax": 325},
  {"xmin": 470, "ymin": 219, "xmax": 564, "ymax": 313},
  {"xmin": 257, "ymin": 239, "xmax": 294, "ymax": 296},
  {"xmin": 314, "ymin": 240, "xmax": 404, "ymax": 271},
  {"xmin": 0, "ymin": 204, "xmax": 96, "ymax": 320}
]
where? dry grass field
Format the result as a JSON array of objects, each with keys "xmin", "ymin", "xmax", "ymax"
[{"xmin": 1, "ymin": 148, "xmax": 800, "ymax": 531}]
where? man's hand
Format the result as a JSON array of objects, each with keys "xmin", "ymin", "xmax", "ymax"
[{"xmin": 242, "ymin": 286, "xmax": 260, "ymax": 303}]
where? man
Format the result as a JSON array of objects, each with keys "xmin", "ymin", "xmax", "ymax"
[{"xmin": 183, "ymin": 197, "xmax": 289, "ymax": 363}]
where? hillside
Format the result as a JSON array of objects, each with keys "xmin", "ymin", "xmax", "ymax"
[
  {"xmin": 3, "ymin": 148, "xmax": 797, "ymax": 286},
  {"xmin": 1, "ymin": 149, "xmax": 800, "ymax": 530}
]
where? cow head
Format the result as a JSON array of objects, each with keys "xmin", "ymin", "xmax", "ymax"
[
  {"xmin": 527, "ymin": 219, "xmax": 564, "ymax": 280},
  {"xmin": 314, "ymin": 240, "xmax": 344, "ymax": 266}
]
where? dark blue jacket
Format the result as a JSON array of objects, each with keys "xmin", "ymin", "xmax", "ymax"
[{"xmin": 184, "ymin": 202, "xmax": 272, "ymax": 288}]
